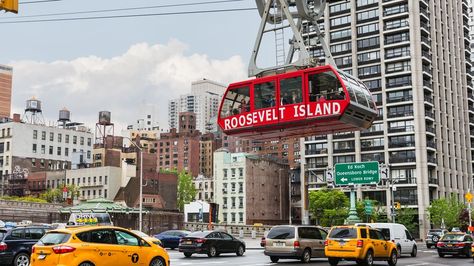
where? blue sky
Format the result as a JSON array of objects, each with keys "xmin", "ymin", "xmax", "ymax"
[{"xmin": 1, "ymin": 0, "xmax": 262, "ymax": 130}]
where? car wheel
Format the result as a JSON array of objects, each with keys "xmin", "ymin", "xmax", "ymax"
[
  {"xmin": 79, "ymin": 262, "xmax": 95, "ymax": 266},
  {"xmin": 388, "ymin": 250, "xmax": 397, "ymax": 266},
  {"xmin": 150, "ymin": 257, "xmax": 165, "ymax": 266},
  {"xmin": 301, "ymin": 248, "xmax": 311, "ymax": 263},
  {"xmin": 396, "ymin": 245, "xmax": 401, "ymax": 258},
  {"xmin": 208, "ymin": 246, "xmax": 217, "ymax": 257},
  {"xmin": 13, "ymin": 252, "xmax": 30, "ymax": 266},
  {"xmin": 411, "ymin": 245, "xmax": 417, "ymax": 257},
  {"xmin": 438, "ymin": 252, "xmax": 445, "ymax": 258},
  {"xmin": 270, "ymin": 256, "xmax": 279, "ymax": 263},
  {"xmin": 328, "ymin": 257, "xmax": 339, "ymax": 266},
  {"xmin": 184, "ymin": 252, "xmax": 192, "ymax": 258},
  {"xmin": 364, "ymin": 250, "xmax": 374, "ymax": 266},
  {"xmin": 236, "ymin": 245, "xmax": 245, "ymax": 256},
  {"xmin": 466, "ymin": 248, "xmax": 472, "ymax": 258}
]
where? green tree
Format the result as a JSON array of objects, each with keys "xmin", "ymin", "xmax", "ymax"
[
  {"xmin": 177, "ymin": 170, "xmax": 197, "ymax": 211},
  {"xmin": 40, "ymin": 184, "xmax": 80, "ymax": 203},
  {"xmin": 309, "ymin": 189, "xmax": 349, "ymax": 226},
  {"xmin": 428, "ymin": 195, "xmax": 465, "ymax": 229},
  {"xmin": 397, "ymin": 207, "xmax": 417, "ymax": 234}
]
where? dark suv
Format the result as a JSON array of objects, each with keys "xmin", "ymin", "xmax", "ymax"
[{"xmin": 0, "ymin": 225, "xmax": 51, "ymax": 266}]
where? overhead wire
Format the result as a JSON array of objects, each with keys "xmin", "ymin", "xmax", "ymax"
[
  {"xmin": 7, "ymin": 0, "xmax": 244, "ymax": 19},
  {"xmin": 0, "ymin": 7, "xmax": 258, "ymax": 24},
  {"xmin": 20, "ymin": 0, "xmax": 62, "ymax": 4}
]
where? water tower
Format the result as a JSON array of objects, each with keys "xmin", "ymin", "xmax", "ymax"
[
  {"xmin": 95, "ymin": 111, "xmax": 114, "ymax": 148},
  {"xmin": 23, "ymin": 97, "xmax": 45, "ymax": 125},
  {"xmin": 58, "ymin": 108, "xmax": 71, "ymax": 128}
]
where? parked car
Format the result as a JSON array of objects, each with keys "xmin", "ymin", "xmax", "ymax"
[
  {"xmin": 154, "ymin": 230, "xmax": 190, "ymax": 249},
  {"xmin": 264, "ymin": 225, "xmax": 328, "ymax": 263},
  {"xmin": 451, "ymin": 227, "xmax": 461, "ymax": 232},
  {"xmin": 436, "ymin": 232, "xmax": 473, "ymax": 258},
  {"xmin": 0, "ymin": 225, "xmax": 51, "ymax": 266},
  {"xmin": 131, "ymin": 230, "xmax": 163, "ymax": 247},
  {"xmin": 325, "ymin": 225, "xmax": 398, "ymax": 266},
  {"xmin": 362, "ymin": 223, "xmax": 417, "ymax": 257},
  {"xmin": 178, "ymin": 230, "xmax": 245, "ymax": 258},
  {"xmin": 426, "ymin": 229, "xmax": 449, "ymax": 248},
  {"xmin": 30, "ymin": 225, "xmax": 170, "ymax": 266}
]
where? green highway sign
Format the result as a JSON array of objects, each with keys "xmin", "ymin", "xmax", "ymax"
[{"xmin": 334, "ymin": 162, "xmax": 380, "ymax": 186}]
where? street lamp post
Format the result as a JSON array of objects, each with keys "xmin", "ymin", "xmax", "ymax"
[{"xmin": 125, "ymin": 137, "xmax": 143, "ymax": 232}]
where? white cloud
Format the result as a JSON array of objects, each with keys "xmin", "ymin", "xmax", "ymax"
[{"xmin": 9, "ymin": 39, "xmax": 247, "ymax": 133}]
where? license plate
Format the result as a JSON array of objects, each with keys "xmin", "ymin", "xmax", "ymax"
[
  {"xmin": 186, "ymin": 241, "xmax": 192, "ymax": 244},
  {"xmin": 339, "ymin": 241, "xmax": 346, "ymax": 246},
  {"xmin": 273, "ymin": 242, "xmax": 285, "ymax": 247},
  {"xmin": 38, "ymin": 254, "xmax": 46, "ymax": 260},
  {"xmin": 447, "ymin": 244, "xmax": 452, "ymax": 247}
]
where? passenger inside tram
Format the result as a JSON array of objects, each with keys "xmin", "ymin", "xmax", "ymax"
[
  {"xmin": 280, "ymin": 76, "xmax": 302, "ymax": 105},
  {"xmin": 308, "ymin": 71, "xmax": 345, "ymax": 102}
]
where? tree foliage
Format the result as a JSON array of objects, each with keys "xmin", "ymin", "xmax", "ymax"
[
  {"xmin": 428, "ymin": 195, "xmax": 465, "ymax": 229},
  {"xmin": 0, "ymin": 196, "xmax": 47, "ymax": 203},
  {"xmin": 309, "ymin": 189, "xmax": 349, "ymax": 226},
  {"xmin": 177, "ymin": 170, "xmax": 197, "ymax": 211},
  {"xmin": 397, "ymin": 207, "xmax": 417, "ymax": 234},
  {"xmin": 40, "ymin": 185, "xmax": 80, "ymax": 203}
]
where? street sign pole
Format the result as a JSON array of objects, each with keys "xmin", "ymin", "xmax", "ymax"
[{"xmin": 346, "ymin": 187, "xmax": 361, "ymax": 224}]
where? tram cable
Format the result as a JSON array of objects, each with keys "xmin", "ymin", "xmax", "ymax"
[
  {"xmin": 0, "ymin": 7, "xmax": 257, "ymax": 24},
  {"xmin": 8, "ymin": 0, "xmax": 245, "ymax": 19}
]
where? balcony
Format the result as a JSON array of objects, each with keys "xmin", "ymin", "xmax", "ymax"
[
  {"xmin": 361, "ymin": 130, "xmax": 384, "ymax": 137},
  {"xmin": 427, "ymin": 141, "xmax": 436, "ymax": 149},
  {"xmin": 333, "ymin": 147, "xmax": 355, "ymax": 154},
  {"xmin": 420, "ymin": 21, "xmax": 431, "ymax": 32},
  {"xmin": 421, "ymin": 36, "xmax": 431, "ymax": 46},
  {"xmin": 388, "ymin": 111, "xmax": 413, "ymax": 118},
  {"xmin": 425, "ymin": 111, "xmax": 435, "ymax": 119},
  {"xmin": 333, "ymin": 132, "xmax": 355, "ymax": 139},
  {"xmin": 420, "ymin": 7, "xmax": 429, "ymax": 18},
  {"xmin": 389, "ymin": 141, "xmax": 415, "ymax": 148},
  {"xmin": 422, "ymin": 65, "xmax": 432, "ymax": 75},
  {"xmin": 424, "ymin": 96, "xmax": 434, "ymax": 104},
  {"xmin": 427, "ymin": 157, "xmax": 437, "ymax": 164},
  {"xmin": 387, "ymin": 95, "xmax": 413, "ymax": 103},
  {"xmin": 390, "ymin": 157, "xmax": 416, "ymax": 163},
  {"xmin": 388, "ymin": 126, "xmax": 414, "ymax": 133},
  {"xmin": 429, "ymin": 178, "xmax": 439, "ymax": 185},
  {"xmin": 306, "ymin": 149, "xmax": 328, "ymax": 155},
  {"xmin": 422, "ymin": 50, "xmax": 432, "ymax": 61},
  {"xmin": 426, "ymin": 126, "xmax": 435, "ymax": 134},
  {"xmin": 361, "ymin": 145, "xmax": 385, "ymax": 151}
]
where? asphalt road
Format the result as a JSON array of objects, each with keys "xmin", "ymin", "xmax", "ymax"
[{"xmin": 167, "ymin": 245, "xmax": 474, "ymax": 266}]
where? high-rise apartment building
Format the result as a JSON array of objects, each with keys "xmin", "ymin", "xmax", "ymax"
[
  {"xmin": 300, "ymin": 0, "xmax": 472, "ymax": 238},
  {"xmin": 168, "ymin": 79, "xmax": 226, "ymax": 133},
  {"xmin": 0, "ymin": 65, "xmax": 12, "ymax": 119}
]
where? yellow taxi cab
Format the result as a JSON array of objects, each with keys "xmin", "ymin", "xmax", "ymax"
[
  {"xmin": 30, "ymin": 226, "xmax": 169, "ymax": 266},
  {"xmin": 325, "ymin": 225, "xmax": 398, "ymax": 266}
]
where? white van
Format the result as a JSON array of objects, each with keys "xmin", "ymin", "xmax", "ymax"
[{"xmin": 366, "ymin": 223, "xmax": 417, "ymax": 257}]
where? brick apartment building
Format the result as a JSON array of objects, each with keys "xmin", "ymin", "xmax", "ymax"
[{"xmin": 0, "ymin": 65, "xmax": 12, "ymax": 119}]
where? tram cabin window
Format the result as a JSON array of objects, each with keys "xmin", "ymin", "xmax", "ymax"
[
  {"xmin": 254, "ymin": 82, "xmax": 276, "ymax": 109},
  {"xmin": 280, "ymin": 76, "xmax": 303, "ymax": 105},
  {"xmin": 220, "ymin": 86, "xmax": 250, "ymax": 117},
  {"xmin": 308, "ymin": 71, "xmax": 345, "ymax": 102}
]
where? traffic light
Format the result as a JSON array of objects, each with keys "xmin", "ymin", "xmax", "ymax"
[
  {"xmin": 395, "ymin": 202, "xmax": 401, "ymax": 210},
  {"xmin": 0, "ymin": 0, "xmax": 18, "ymax": 14}
]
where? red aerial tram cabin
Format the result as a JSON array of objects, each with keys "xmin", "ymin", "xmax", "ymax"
[{"xmin": 217, "ymin": 65, "xmax": 378, "ymax": 140}]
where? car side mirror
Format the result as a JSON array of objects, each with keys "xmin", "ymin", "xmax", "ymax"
[
  {"xmin": 384, "ymin": 235, "xmax": 390, "ymax": 241},
  {"xmin": 140, "ymin": 239, "xmax": 147, "ymax": 246}
]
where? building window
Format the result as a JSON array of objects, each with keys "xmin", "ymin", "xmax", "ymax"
[
  {"xmin": 49, "ymin": 146, "xmax": 53, "ymax": 155},
  {"xmin": 356, "ymin": 0, "xmax": 377, "ymax": 8},
  {"xmin": 80, "ymin": 137, "xmax": 84, "ymax": 145},
  {"xmin": 358, "ymin": 65, "xmax": 381, "ymax": 78},
  {"xmin": 334, "ymin": 55, "xmax": 352, "ymax": 68},
  {"xmin": 330, "ymin": 15, "xmax": 351, "ymax": 28},
  {"xmin": 33, "ymin": 130, "xmax": 38, "ymax": 140},
  {"xmin": 330, "ymin": 42, "xmax": 352, "ymax": 55},
  {"xmin": 41, "ymin": 145, "xmax": 45, "ymax": 154},
  {"xmin": 231, "ymin": 213, "xmax": 236, "ymax": 223},
  {"xmin": 357, "ymin": 8, "xmax": 378, "ymax": 22},
  {"xmin": 57, "ymin": 147, "xmax": 61, "ymax": 156},
  {"xmin": 73, "ymin": 136, "xmax": 77, "ymax": 144},
  {"xmin": 358, "ymin": 51, "xmax": 380, "ymax": 64},
  {"xmin": 386, "ymin": 61, "xmax": 411, "ymax": 73},
  {"xmin": 41, "ymin": 131, "xmax": 46, "ymax": 140},
  {"xmin": 58, "ymin": 133, "xmax": 62, "ymax": 143},
  {"xmin": 65, "ymin": 148, "xmax": 69, "ymax": 156},
  {"xmin": 87, "ymin": 138, "xmax": 92, "ymax": 146},
  {"xmin": 385, "ymin": 46, "xmax": 410, "ymax": 59},
  {"xmin": 357, "ymin": 22, "xmax": 379, "ymax": 36},
  {"xmin": 357, "ymin": 36, "xmax": 380, "ymax": 50},
  {"xmin": 104, "ymin": 189, "xmax": 108, "ymax": 198},
  {"xmin": 32, "ymin": 144, "xmax": 37, "ymax": 153},
  {"xmin": 330, "ymin": 28, "xmax": 352, "ymax": 41},
  {"xmin": 329, "ymin": 2, "xmax": 350, "ymax": 14},
  {"xmin": 223, "ymin": 169, "xmax": 228, "ymax": 178},
  {"xmin": 105, "ymin": 176, "xmax": 108, "ymax": 185},
  {"xmin": 239, "ymin": 212, "xmax": 243, "ymax": 223},
  {"xmin": 65, "ymin": 135, "xmax": 69, "ymax": 143},
  {"xmin": 385, "ymin": 31, "xmax": 409, "ymax": 45},
  {"xmin": 49, "ymin": 132, "xmax": 54, "ymax": 141}
]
